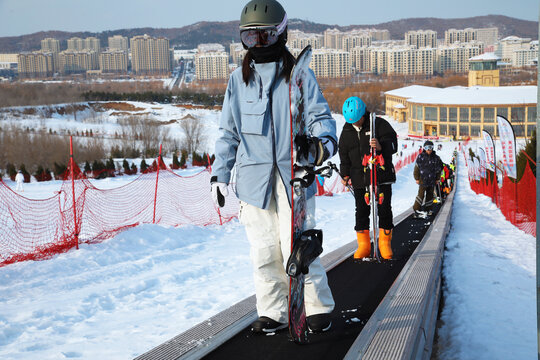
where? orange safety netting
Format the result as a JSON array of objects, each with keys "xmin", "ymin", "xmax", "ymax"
[
  {"xmin": 0, "ymin": 150, "xmax": 421, "ymax": 267},
  {"xmin": 467, "ymin": 156, "xmax": 536, "ymax": 237}
]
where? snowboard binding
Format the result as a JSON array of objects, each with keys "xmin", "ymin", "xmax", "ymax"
[{"xmin": 286, "ymin": 229, "xmax": 323, "ymax": 278}]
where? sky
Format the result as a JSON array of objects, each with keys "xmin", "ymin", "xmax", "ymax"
[
  {"xmin": 0, "ymin": 103, "xmax": 535, "ymax": 359},
  {"xmin": 0, "ymin": 0, "xmax": 538, "ymax": 37}
]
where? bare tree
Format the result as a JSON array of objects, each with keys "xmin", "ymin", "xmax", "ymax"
[{"xmin": 179, "ymin": 114, "xmax": 207, "ymax": 155}]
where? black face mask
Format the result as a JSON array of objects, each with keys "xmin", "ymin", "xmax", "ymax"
[{"xmin": 246, "ymin": 33, "xmax": 287, "ymax": 64}]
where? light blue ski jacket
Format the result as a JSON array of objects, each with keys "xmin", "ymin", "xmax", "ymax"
[{"xmin": 211, "ymin": 60, "xmax": 337, "ymax": 210}]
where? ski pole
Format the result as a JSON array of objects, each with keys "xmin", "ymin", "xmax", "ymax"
[{"xmin": 327, "ymin": 161, "xmax": 355, "ymax": 196}]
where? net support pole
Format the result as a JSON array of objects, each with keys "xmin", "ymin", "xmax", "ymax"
[
  {"xmin": 206, "ymin": 155, "xmax": 223, "ymax": 226},
  {"xmin": 153, "ymin": 144, "xmax": 162, "ymax": 224},
  {"xmin": 70, "ymin": 136, "xmax": 79, "ymax": 250}
]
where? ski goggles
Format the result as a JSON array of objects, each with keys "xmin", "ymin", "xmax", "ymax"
[
  {"xmin": 240, "ymin": 14, "xmax": 287, "ymax": 48},
  {"xmin": 424, "ymin": 145, "xmax": 434, "ymax": 150}
]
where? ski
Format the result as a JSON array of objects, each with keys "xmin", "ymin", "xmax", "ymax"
[
  {"xmin": 369, "ymin": 112, "xmax": 381, "ymax": 263},
  {"xmin": 287, "ymin": 45, "xmax": 312, "ymax": 344}
]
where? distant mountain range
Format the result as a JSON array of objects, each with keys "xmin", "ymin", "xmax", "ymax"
[{"xmin": 0, "ymin": 15, "xmax": 537, "ymax": 53}]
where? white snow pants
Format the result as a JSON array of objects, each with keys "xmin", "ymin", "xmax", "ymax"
[{"xmin": 239, "ymin": 173, "xmax": 335, "ymax": 323}]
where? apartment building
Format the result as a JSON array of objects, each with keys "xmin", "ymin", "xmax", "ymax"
[
  {"xmin": 67, "ymin": 37, "xmax": 85, "ymax": 51},
  {"xmin": 67, "ymin": 37, "xmax": 101, "ymax": 52},
  {"xmin": 59, "ymin": 50, "xmax": 99, "ymax": 74},
  {"xmin": 513, "ymin": 42, "xmax": 538, "ymax": 67},
  {"xmin": 130, "ymin": 35, "xmax": 171, "ymax": 75},
  {"xmin": 445, "ymin": 27, "xmax": 499, "ymax": 47},
  {"xmin": 229, "ymin": 42, "xmax": 246, "ymax": 66},
  {"xmin": 350, "ymin": 46, "xmax": 370, "ymax": 72},
  {"xmin": 108, "ymin": 35, "xmax": 129, "ymax": 51},
  {"xmin": 405, "ymin": 30, "xmax": 437, "ymax": 48},
  {"xmin": 40, "ymin": 38, "xmax": 60, "ymax": 53},
  {"xmin": 342, "ymin": 31, "xmax": 371, "ymax": 52},
  {"xmin": 323, "ymin": 29, "xmax": 344, "ymax": 49},
  {"xmin": 99, "ymin": 49, "xmax": 128, "ymax": 73},
  {"xmin": 195, "ymin": 51, "xmax": 229, "ymax": 80},
  {"xmin": 496, "ymin": 36, "xmax": 533, "ymax": 64},
  {"xmin": 288, "ymin": 30, "xmax": 323, "ymax": 50},
  {"xmin": 476, "ymin": 28, "xmax": 498, "ymax": 46},
  {"xmin": 445, "ymin": 28, "xmax": 476, "ymax": 44},
  {"xmin": 370, "ymin": 29, "xmax": 391, "ymax": 41},
  {"xmin": 436, "ymin": 42, "xmax": 484, "ymax": 73},
  {"xmin": 17, "ymin": 52, "xmax": 54, "ymax": 78}
]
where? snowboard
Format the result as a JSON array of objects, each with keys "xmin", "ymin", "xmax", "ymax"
[{"xmin": 287, "ymin": 45, "xmax": 313, "ymax": 344}]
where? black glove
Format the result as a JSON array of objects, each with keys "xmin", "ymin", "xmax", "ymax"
[{"xmin": 296, "ymin": 136, "xmax": 332, "ymax": 167}]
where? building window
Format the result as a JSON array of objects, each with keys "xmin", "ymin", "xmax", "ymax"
[
  {"xmin": 483, "ymin": 107, "xmax": 495, "ymax": 122},
  {"xmin": 497, "ymin": 107, "xmax": 508, "ymax": 120},
  {"xmin": 459, "ymin": 107, "xmax": 469, "ymax": 122},
  {"xmin": 471, "ymin": 108, "xmax": 481, "ymax": 123},
  {"xmin": 513, "ymin": 123, "xmax": 525, "ymax": 137},
  {"xmin": 439, "ymin": 124, "xmax": 447, "ymax": 136},
  {"xmin": 527, "ymin": 125, "xmax": 536, "ymax": 137},
  {"xmin": 483, "ymin": 125, "xmax": 495, "ymax": 137},
  {"xmin": 425, "ymin": 106, "xmax": 437, "ymax": 121},
  {"xmin": 471, "ymin": 125, "xmax": 481, "ymax": 137},
  {"xmin": 459, "ymin": 125, "xmax": 469, "ymax": 137},
  {"xmin": 412, "ymin": 105, "xmax": 417, "ymax": 119},
  {"xmin": 439, "ymin": 107, "xmax": 448, "ymax": 122},
  {"xmin": 527, "ymin": 106, "xmax": 536, "ymax": 123},
  {"xmin": 416, "ymin": 105, "xmax": 423, "ymax": 120},
  {"xmin": 449, "ymin": 107, "xmax": 457, "ymax": 122},
  {"xmin": 511, "ymin": 107, "xmax": 525, "ymax": 123},
  {"xmin": 449, "ymin": 125, "xmax": 457, "ymax": 139}
]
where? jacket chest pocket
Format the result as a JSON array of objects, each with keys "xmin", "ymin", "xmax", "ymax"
[{"xmin": 240, "ymin": 100, "xmax": 268, "ymax": 135}]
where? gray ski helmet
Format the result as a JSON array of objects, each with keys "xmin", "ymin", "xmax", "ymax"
[{"xmin": 240, "ymin": 0, "xmax": 286, "ymax": 29}]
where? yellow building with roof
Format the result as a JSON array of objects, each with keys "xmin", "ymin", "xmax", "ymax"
[{"xmin": 384, "ymin": 53, "xmax": 536, "ymax": 139}]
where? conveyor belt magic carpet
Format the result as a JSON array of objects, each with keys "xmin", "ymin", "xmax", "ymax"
[{"xmin": 203, "ymin": 205, "xmax": 440, "ymax": 360}]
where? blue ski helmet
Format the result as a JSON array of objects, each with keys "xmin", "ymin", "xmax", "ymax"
[{"xmin": 342, "ymin": 96, "xmax": 366, "ymax": 124}]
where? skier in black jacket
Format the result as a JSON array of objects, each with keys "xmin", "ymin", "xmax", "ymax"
[
  {"xmin": 413, "ymin": 140, "xmax": 443, "ymax": 216},
  {"xmin": 338, "ymin": 97, "xmax": 397, "ymax": 260}
]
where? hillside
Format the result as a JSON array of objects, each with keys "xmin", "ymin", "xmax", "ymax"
[{"xmin": 0, "ymin": 15, "xmax": 536, "ymax": 52}]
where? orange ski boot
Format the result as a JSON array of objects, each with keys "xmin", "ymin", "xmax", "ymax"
[
  {"xmin": 354, "ymin": 230, "xmax": 371, "ymax": 259},
  {"xmin": 379, "ymin": 229, "xmax": 393, "ymax": 260}
]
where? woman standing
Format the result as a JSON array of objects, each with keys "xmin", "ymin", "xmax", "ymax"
[{"xmin": 210, "ymin": 0, "xmax": 337, "ymax": 334}]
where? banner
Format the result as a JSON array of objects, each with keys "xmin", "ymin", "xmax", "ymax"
[
  {"xmin": 473, "ymin": 157, "xmax": 481, "ymax": 181},
  {"xmin": 497, "ymin": 116, "xmax": 517, "ymax": 179},
  {"xmin": 482, "ymin": 130, "xmax": 496, "ymax": 172},
  {"xmin": 478, "ymin": 147, "xmax": 487, "ymax": 179}
]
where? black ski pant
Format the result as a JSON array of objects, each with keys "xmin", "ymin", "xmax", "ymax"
[
  {"xmin": 353, "ymin": 184, "xmax": 393, "ymax": 231},
  {"xmin": 414, "ymin": 185, "xmax": 434, "ymax": 212}
]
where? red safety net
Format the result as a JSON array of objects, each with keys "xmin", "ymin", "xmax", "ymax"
[
  {"xmin": 0, "ymin": 149, "xmax": 421, "ymax": 267},
  {"xmin": 466, "ymin": 154, "xmax": 536, "ymax": 237}
]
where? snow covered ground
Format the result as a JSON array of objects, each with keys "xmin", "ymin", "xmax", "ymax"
[{"xmin": 0, "ymin": 110, "xmax": 536, "ymax": 359}]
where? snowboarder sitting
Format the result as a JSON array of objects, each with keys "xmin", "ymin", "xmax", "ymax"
[
  {"xmin": 210, "ymin": 0, "xmax": 336, "ymax": 334},
  {"xmin": 413, "ymin": 140, "xmax": 443, "ymax": 216},
  {"xmin": 338, "ymin": 97, "xmax": 397, "ymax": 260}
]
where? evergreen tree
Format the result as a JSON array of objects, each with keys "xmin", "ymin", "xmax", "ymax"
[
  {"xmin": 84, "ymin": 161, "xmax": 91, "ymax": 174},
  {"xmin": 140, "ymin": 159, "xmax": 148, "ymax": 173},
  {"xmin": 123, "ymin": 159, "xmax": 130, "ymax": 174},
  {"xmin": 516, "ymin": 130, "xmax": 536, "ymax": 181},
  {"xmin": 172, "ymin": 153, "xmax": 180, "ymax": 169}
]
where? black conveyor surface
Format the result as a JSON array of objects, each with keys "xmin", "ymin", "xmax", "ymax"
[{"xmin": 203, "ymin": 205, "xmax": 440, "ymax": 360}]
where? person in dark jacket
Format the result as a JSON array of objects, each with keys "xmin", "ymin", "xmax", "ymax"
[
  {"xmin": 338, "ymin": 97, "xmax": 397, "ymax": 260},
  {"xmin": 413, "ymin": 140, "xmax": 443, "ymax": 215}
]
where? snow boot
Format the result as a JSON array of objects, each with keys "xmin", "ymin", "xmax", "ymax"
[
  {"xmin": 379, "ymin": 229, "xmax": 393, "ymax": 260},
  {"xmin": 251, "ymin": 316, "xmax": 287, "ymax": 333},
  {"xmin": 354, "ymin": 230, "xmax": 371, "ymax": 259},
  {"xmin": 307, "ymin": 313, "xmax": 332, "ymax": 333}
]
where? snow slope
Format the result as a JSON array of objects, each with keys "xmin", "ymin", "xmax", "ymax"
[{"xmin": 0, "ymin": 110, "xmax": 535, "ymax": 359}]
